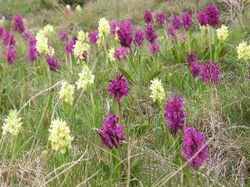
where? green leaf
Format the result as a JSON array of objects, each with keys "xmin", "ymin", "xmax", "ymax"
[
  {"xmin": 129, "ymin": 121, "xmax": 150, "ymax": 136},
  {"xmin": 131, "ymin": 158, "xmax": 143, "ymax": 173},
  {"xmin": 148, "ymin": 70, "xmax": 162, "ymax": 82},
  {"xmin": 118, "ymin": 67, "xmax": 135, "ymax": 85}
]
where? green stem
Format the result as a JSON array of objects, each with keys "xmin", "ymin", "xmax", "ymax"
[
  {"xmin": 31, "ymin": 89, "xmax": 52, "ymax": 148},
  {"xmin": 117, "ymin": 101, "xmax": 124, "ymax": 126},
  {"xmin": 111, "ymin": 149, "xmax": 122, "ymax": 180},
  {"xmin": 70, "ymin": 54, "xmax": 73, "ymax": 73},
  {"xmin": 56, "ymin": 152, "xmax": 66, "ymax": 166},
  {"xmin": 90, "ymin": 86, "xmax": 96, "ymax": 127},
  {"xmin": 138, "ymin": 51, "xmax": 143, "ymax": 80},
  {"xmin": 208, "ymin": 27, "xmax": 213, "ymax": 60},
  {"xmin": 90, "ymin": 87, "xmax": 95, "ymax": 111},
  {"xmin": 188, "ymin": 30, "xmax": 192, "ymax": 53},
  {"xmin": 11, "ymin": 136, "xmax": 17, "ymax": 158},
  {"xmin": 6, "ymin": 136, "xmax": 18, "ymax": 183},
  {"xmin": 72, "ymin": 88, "xmax": 85, "ymax": 113},
  {"xmin": 156, "ymin": 54, "xmax": 159, "ymax": 71}
]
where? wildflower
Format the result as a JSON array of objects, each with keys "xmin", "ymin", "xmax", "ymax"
[
  {"xmin": 88, "ymin": 31, "xmax": 99, "ymax": 44},
  {"xmin": 35, "ymin": 25, "xmax": 53, "ymax": 55},
  {"xmin": 76, "ymin": 64, "xmax": 95, "ymax": 90},
  {"xmin": 65, "ymin": 36, "xmax": 77, "ymax": 54},
  {"xmin": 148, "ymin": 41, "xmax": 160, "ymax": 56},
  {"xmin": 237, "ymin": 41, "xmax": 250, "ymax": 61},
  {"xmin": 117, "ymin": 20, "xmax": 133, "ymax": 48},
  {"xmin": 73, "ymin": 31, "xmax": 90, "ymax": 60},
  {"xmin": 182, "ymin": 127, "xmax": 208, "ymax": 169},
  {"xmin": 167, "ymin": 25, "xmax": 176, "ymax": 39},
  {"xmin": 109, "ymin": 19, "xmax": 117, "ymax": 37},
  {"xmin": 144, "ymin": 24, "xmax": 157, "ymax": 43},
  {"xmin": 66, "ymin": 5, "xmax": 71, "ymax": 11},
  {"xmin": 22, "ymin": 31, "xmax": 31, "ymax": 41},
  {"xmin": 200, "ymin": 61, "xmax": 219, "ymax": 85},
  {"xmin": 164, "ymin": 96, "xmax": 185, "ymax": 135},
  {"xmin": 77, "ymin": 30, "xmax": 89, "ymax": 43},
  {"xmin": 48, "ymin": 46, "xmax": 54, "ymax": 55},
  {"xmin": 65, "ymin": 5, "xmax": 71, "ymax": 10},
  {"xmin": 98, "ymin": 17, "xmax": 110, "ymax": 38},
  {"xmin": 13, "ymin": 15, "xmax": 25, "ymax": 33},
  {"xmin": 171, "ymin": 16, "xmax": 182, "ymax": 30},
  {"xmin": 49, "ymin": 119, "xmax": 73, "ymax": 153},
  {"xmin": 186, "ymin": 53, "xmax": 197, "ymax": 64},
  {"xmin": 205, "ymin": 4, "xmax": 219, "ymax": 27},
  {"xmin": 149, "ymin": 78, "xmax": 165, "ymax": 103},
  {"xmin": 144, "ymin": 10, "xmax": 153, "ymax": 23},
  {"xmin": 196, "ymin": 11, "xmax": 208, "ymax": 26},
  {"xmin": 59, "ymin": 81, "xmax": 75, "ymax": 105},
  {"xmin": 179, "ymin": 32, "xmax": 187, "ymax": 41},
  {"xmin": 177, "ymin": 32, "xmax": 187, "ymax": 42},
  {"xmin": 47, "ymin": 44, "xmax": 54, "ymax": 56},
  {"xmin": 182, "ymin": 12, "xmax": 192, "ymax": 30},
  {"xmin": 75, "ymin": 5, "xmax": 82, "ymax": 12},
  {"xmin": 108, "ymin": 48, "xmax": 115, "ymax": 62},
  {"xmin": 27, "ymin": 37, "xmax": 37, "ymax": 62},
  {"xmin": 81, "ymin": 51, "xmax": 88, "ymax": 62},
  {"xmin": 190, "ymin": 61, "xmax": 200, "ymax": 78},
  {"xmin": 108, "ymin": 75, "xmax": 129, "ymax": 102},
  {"xmin": 73, "ymin": 40, "xmax": 90, "ymax": 60},
  {"xmin": 97, "ymin": 112, "xmax": 125, "ymax": 149},
  {"xmin": 2, "ymin": 46, "xmax": 16, "ymax": 65},
  {"xmin": 114, "ymin": 47, "xmax": 130, "ymax": 61},
  {"xmin": 2, "ymin": 30, "xmax": 16, "ymax": 46},
  {"xmin": 186, "ymin": 53, "xmax": 200, "ymax": 78},
  {"xmin": 216, "ymin": 25, "xmax": 228, "ymax": 41},
  {"xmin": 133, "ymin": 28, "xmax": 144, "ymax": 48},
  {"xmin": 58, "ymin": 30, "xmax": 68, "ymax": 41},
  {"xmin": 2, "ymin": 110, "xmax": 22, "ymax": 136},
  {"xmin": 155, "ymin": 12, "xmax": 166, "ymax": 26},
  {"xmin": 45, "ymin": 55, "xmax": 58, "ymax": 71},
  {"xmin": 0, "ymin": 27, "xmax": 4, "ymax": 37},
  {"xmin": 42, "ymin": 24, "xmax": 54, "ymax": 37},
  {"xmin": 36, "ymin": 34, "xmax": 49, "ymax": 55}
]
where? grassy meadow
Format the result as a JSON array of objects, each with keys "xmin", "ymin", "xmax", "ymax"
[{"xmin": 0, "ymin": 0, "xmax": 250, "ymax": 186}]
